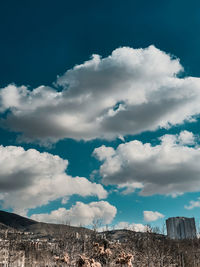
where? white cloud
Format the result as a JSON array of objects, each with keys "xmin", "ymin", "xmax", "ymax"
[
  {"xmin": 114, "ymin": 221, "xmax": 147, "ymax": 232},
  {"xmin": 143, "ymin": 211, "xmax": 164, "ymax": 222},
  {"xmin": 30, "ymin": 201, "xmax": 117, "ymax": 226},
  {"xmin": 0, "ymin": 145, "xmax": 107, "ymax": 215},
  {"xmin": 117, "ymin": 182, "xmax": 143, "ymax": 195},
  {"xmin": 178, "ymin": 130, "xmax": 195, "ymax": 145},
  {"xmin": 93, "ymin": 131, "xmax": 200, "ymax": 196},
  {"xmin": 1, "ymin": 46, "xmax": 200, "ymax": 144},
  {"xmin": 184, "ymin": 197, "xmax": 200, "ymax": 210}
]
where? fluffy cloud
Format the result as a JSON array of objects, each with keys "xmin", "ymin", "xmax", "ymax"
[
  {"xmin": 184, "ymin": 197, "xmax": 200, "ymax": 210},
  {"xmin": 93, "ymin": 131, "xmax": 200, "ymax": 196},
  {"xmin": 143, "ymin": 211, "xmax": 164, "ymax": 222},
  {"xmin": 117, "ymin": 182, "xmax": 143, "ymax": 195},
  {"xmin": 30, "ymin": 201, "xmax": 117, "ymax": 226},
  {"xmin": 1, "ymin": 46, "xmax": 200, "ymax": 144},
  {"xmin": 178, "ymin": 130, "xmax": 195, "ymax": 145},
  {"xmin": 0, "ymin": 145, "xmax": 107, "ymax": 215},
  {"xmin": 114, "ymin": 221, "xmax": 147, "ymax": 232}
]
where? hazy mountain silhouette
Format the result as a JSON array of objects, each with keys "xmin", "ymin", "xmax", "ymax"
[{"xmin": 0, "ymin": 210, "xmax": 92, "ymax": 236}]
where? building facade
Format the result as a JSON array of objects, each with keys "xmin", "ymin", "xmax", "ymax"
[{"xmin": 166, "ymin": 217, "xmax": 196, "ymax": 240}]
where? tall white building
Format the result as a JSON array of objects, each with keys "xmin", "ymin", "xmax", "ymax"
[{"xmin": 166, "ymin": 217, "xmax": 196, "ymax": 240}]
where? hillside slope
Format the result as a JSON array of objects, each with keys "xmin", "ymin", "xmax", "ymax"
[
  {"xmin": 0, "ymin": 210, "xmax": 92, "ymax": 236},
  {"xmin": 0, "ymin": 210, "xmax": 37, "ymax": 229}
]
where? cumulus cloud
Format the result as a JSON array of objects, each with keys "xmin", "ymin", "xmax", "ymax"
[
  {"xmin": 184, "ymin": 197, "xmax": 200, "ymax": 210},
  {"xmin": 30, "ymin": 201, "xmax": 117, "ymax": 226},
  {"xmin": 93, "ymin": 131, "xmax": 200, "ymax": 196},
  {"xmin": 1, "ymin": 46, "xmax": 200, "ymax": 144},
  {"xmin": 114, "ymin": 221, "xmax": 147, "ymax": 232},
  {"xmin": 143, "ymin": 211, "xmax": 164, "ymax": 222},
  {"xmin": 178, "ymin": 130, "xmax": 195, "ymax": 145},
  {"xmin": 117, "ymin": 182, "xmax": 143, "ymax": 195},
  {"xmin": 0, "ymin": 145, "xmax": 107, "ymax": 215}
]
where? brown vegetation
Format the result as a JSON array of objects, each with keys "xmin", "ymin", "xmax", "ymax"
[{"xmin": 1, "ymin": 215, "xmax": 200, "ymax": 266}]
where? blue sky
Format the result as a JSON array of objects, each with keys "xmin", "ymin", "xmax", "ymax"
[{"xmin": 1, "ymin": 0, "xmax": 200, "ymax": 231}]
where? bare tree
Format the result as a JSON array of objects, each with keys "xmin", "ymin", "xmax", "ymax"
[{"xmin": 92, "ymin": 218, "xmax": 103, "ymax": 232}]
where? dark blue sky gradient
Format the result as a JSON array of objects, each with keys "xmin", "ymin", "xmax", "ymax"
[{"xmin": 1, "ymin": 0, "xmax": 200, "ymax": 88}]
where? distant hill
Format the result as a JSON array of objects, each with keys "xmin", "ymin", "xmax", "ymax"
[
  {"xmin": 0, "ymin": 210, "xmax": 92, "ymax": 236},
  {"xmin": 0, "ymin": 210, "xmax": 37, "ymax": 229}
]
